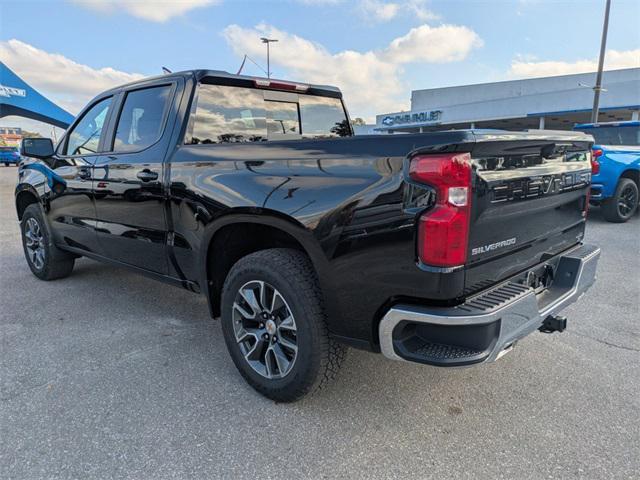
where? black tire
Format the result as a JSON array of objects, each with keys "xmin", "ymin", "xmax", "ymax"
[
  {"xmin": 4, "ymin": 163, "xmax": 9, "ymax": 167},
  {"xmin": 601, "ymin": 178, "xmax": 639, "ymax": 223},
  {"xmin": 221, "ymin": 248, "xmax": 346, "ymax": 402},
  {"xmin": 21, "ymin": 203, "xmax": 75, "ymax": 280}
]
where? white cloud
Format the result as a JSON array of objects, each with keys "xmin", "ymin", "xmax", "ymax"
[
  {"xmin": 223, "ymin": 23, "xmax": 401, "ymax": 117},
  {"xmin": 509, "ymin": 49, "xmax": 640, "ymax": 78},
  {"xmin": 404, "ymin": 0, "xmax": 439, "ymax": 21},
  {"xmin": 357, "ymin": 0, "xmax": 438, "ymax": 23},
  {"xmin": 383, "ymin": 24, "xmax": 483, "ymax": 63},
  {"xmin": 222, "ymin": 22, "xmax": 482, "ymax": 120},
  {"xmin": 294, "ymin": 0, "xmax": 341, "ymax": 3},
  {"xmin": 71, "ymin": 0, "xmax": 218, "ymax": 22},
  {"xmin": 0, "ymin": 39, "xmax": 144, "ymax": 114},
  {"xmin": 359, "ymin": 0, "xmax": 400, "ymax": 21}
]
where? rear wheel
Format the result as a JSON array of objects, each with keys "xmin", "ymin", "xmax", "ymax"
[
  {"xmin": 602, "ymin": 178, "xmax": 638, "ymax": 223},
  {"xmin": 221, "ymin": 248, "xmax": 346, "ymax": 402},
  {"xmin": 21, "ymin": 203, "xmax": 75, "ymax": 280}
]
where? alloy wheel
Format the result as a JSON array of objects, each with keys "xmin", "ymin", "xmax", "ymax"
[
  {"xmin": 618, "ymin": 184, "xmax": 638, "ymax": 217},
  {"xmin": 232, "ymin": 280, "xmax": 298, "ymax": 379},
  {"xmin": 24, "ymin": 217, "xmax": 46, "ymax": 270}
]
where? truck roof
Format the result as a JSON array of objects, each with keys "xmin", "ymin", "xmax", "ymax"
[{"xmin": 102, "ymin": 69, "xmax": 342, "ymax": 98}]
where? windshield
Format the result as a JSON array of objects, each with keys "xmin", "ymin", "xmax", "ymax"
[{"xmin": 575, "ymin": 125, "xmax": 640, "ymax": 146}]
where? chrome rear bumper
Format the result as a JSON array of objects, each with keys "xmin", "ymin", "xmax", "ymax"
[{"xmin": 379, "ymin": 244, "xmax": 600, "ymax": 366}]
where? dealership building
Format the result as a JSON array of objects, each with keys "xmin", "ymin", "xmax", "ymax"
[{"xmin": 373, "ymin": 67, "xmax": 640, "ymax": 134}]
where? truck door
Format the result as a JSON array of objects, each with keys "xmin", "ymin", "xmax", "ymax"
[
  {"xmin": 92, "ymin": 81, "xmax": 179, "ymax": 274},
  {"xmin": 46, "ymin": 95, "xmax": 114, "ymax": 255}
]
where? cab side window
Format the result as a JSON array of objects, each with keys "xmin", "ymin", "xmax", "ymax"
[
  {"xmin": 64, "ymin": 97, "xmax": 112, "ymax": 156},
  {"xmin": 112, "ymin": 85, "xmax": 172, "ymax": 153}
]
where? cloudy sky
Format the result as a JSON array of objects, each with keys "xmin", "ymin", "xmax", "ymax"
[{"xmin": 1, "ymin": 0, "xmax": 639, "ymax": 135}]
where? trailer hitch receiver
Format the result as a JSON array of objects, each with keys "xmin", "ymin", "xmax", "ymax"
[{"xmin": 539, "ymin": 315, "xmax": 567, "ymax": 333}]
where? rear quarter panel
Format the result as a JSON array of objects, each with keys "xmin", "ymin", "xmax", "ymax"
[
  {"xmin": 593, "ymin": 145, "xmax": 640, "ymax": 199},
  {"xmin": 167, "ymin": 134, "xmax": 469, "ymax": 347}
]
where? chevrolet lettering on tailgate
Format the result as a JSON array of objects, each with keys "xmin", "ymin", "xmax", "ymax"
[{"xmin": 492, "ymin": 172, "xmax": 591, "ymax": 203}]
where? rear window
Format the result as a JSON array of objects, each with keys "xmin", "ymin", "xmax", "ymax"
[
  {"xmin": 299, "ymin": 95, "xmax": 350, "ymax": 137},
  {"xmin": 186, "ymin": 84, "xmax": 349, "ymax": 144},
  {"xmin": 576, "ymin": 125, "xmax": 640, "ymax": 146},
  {"xmin": 266, "ymin": 101, "xmax": 300, "ymax": 137}
]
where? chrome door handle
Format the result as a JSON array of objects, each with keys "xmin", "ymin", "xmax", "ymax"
[
  {"xmin": 136, "ymin": 169, "xmax": 159, "ymax": 182},
  {"xmin": 78, "ymin": 168, "xmax": 91, "ymax": 180}
]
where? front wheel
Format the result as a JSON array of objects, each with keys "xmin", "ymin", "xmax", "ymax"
[
  {"xmin": 221, "ymin": 248, "xmax": 346, "ymax": 402},
  {"xmin": 21, "ymin": 204, "xmax": 75, "ymax": 280},
  {"xmin": 602, "ymin": 178, "xmax": 638, "ymax": 223}
]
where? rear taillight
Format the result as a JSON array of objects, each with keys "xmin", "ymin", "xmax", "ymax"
[
  {"xmin": 591, "ymin": 148, "xmax": 602, "ymax": 175},
  {"xmin": 409, "ymin": 153, "xmax": 472, "ymax": 268}
]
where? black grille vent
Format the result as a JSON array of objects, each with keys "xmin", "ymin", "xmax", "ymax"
[{"xmin": 412, "ymin": 342, "xmax": 484, "ymax": 360}]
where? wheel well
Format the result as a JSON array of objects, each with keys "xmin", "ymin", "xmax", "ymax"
[
  {"xmin": 15, "ymin": 191, "xmax": 39, "ymax": 220},
  {"xmin": 206, "ymin": 222, "xmax": 308, "ymax": 317},
  {"xmin": 620, "ymin": 170, "xmax": 640, "ymax": 190}
]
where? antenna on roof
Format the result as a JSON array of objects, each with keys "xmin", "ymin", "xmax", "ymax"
[
  {"xmin": 162, "ymin": 67, "xmax": 172, "ymax": 74},
  {"xmin": 236, "ymin": 54, "xmax": 268, "ymax": 76},
  {"xmin": 237, "ymin": 55, "xmax": 248, "ymax": 75}
]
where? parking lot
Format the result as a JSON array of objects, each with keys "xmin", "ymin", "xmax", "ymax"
[{"xmin": 0, "ymin": 165, "xmax": 638, "ymax": 479}]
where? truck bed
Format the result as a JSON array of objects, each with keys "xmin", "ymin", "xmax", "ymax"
[{"xmin": 168, "ymin": 129, "xmax": 593, "ymax": 349}]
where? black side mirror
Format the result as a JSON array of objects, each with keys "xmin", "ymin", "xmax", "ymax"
[{"xmin": 21, "ymin": 138, "xmax": 55, "ymax": 159}]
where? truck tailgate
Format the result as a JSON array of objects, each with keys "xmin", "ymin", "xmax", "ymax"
[{"xmin": 464, "ymin": 132, "xmax": 593, "ymax": 295}]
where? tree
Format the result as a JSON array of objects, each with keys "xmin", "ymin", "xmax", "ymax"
[
  {"xmin": 330, "ymin": 120, "xmax": 352, "ymax": 137},
  {"xmin": 21, "ymin": 130, "xmax": 42, "ymax": 138}
]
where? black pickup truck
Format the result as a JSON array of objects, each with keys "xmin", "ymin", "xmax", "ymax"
[{"xmin": 16, "ymin": 70, "xmax": 600, "ymax": 401}]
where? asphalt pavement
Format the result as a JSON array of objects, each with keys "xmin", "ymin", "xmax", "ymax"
[{"xmin": 0, "ymin": 166, "xmax": 638, "ymax": 479}]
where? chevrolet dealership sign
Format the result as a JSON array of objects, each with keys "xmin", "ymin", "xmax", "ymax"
[
  {"xmin": 380, "ymin": 110, "xmax": 442, "ymax": 127},
  {"xmin": 0, "ymin": 61, "xmax": 73, "ymax": 128},
  {"xmin": 0, "ymin": 84, "xmax": 27, "ymax": 98}
]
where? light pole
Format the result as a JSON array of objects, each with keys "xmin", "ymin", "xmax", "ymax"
[
  {"xmin": 591, "ymin": 0, "xmax": 612, "ymax": 123},
  {"xmin": 260, "ymin": 37, "xmax": 278, "ymax": 78}
]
